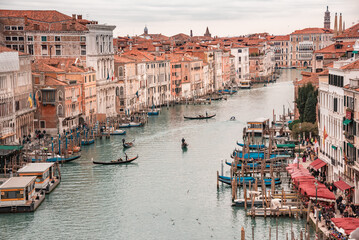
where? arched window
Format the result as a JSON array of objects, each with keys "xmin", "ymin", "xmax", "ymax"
[
  {"xmin": 57, "ymin": 104, "xmax": 63, "ymax": 116},
  {"xmin": 116, "ymin": 86, "xmax": 120, "ymax": 96},
  {"xmin": 58, "ymin": 90, "xmax": 63, "ymax": 101},
  {"xmin": 119, "ymin": 86, "xmax": 124, "ymax": 97},
  {"xmin": 35, "ymin": 90, "xmax": 42, "ymax": 102},
  {"xmin": 118, "ymin": 67, "xmax": 124, "ymax": 77}
]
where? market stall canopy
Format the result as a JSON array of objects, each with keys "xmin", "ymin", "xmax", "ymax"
[
  {"xmin": 333, "ymin": 180, "xmax": 353, "ymax": 192},
  {"xmin": 331, "ymin": 218, "xmax": 359, "ymax": 235},
  {"xmin": 309, "ymin": 158, "xmax": 327, "ymax": 170}
]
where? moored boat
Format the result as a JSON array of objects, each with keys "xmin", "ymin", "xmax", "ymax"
[
  {"xmin": 236, "ymin": 142, "xmax": 266, "ymax": 149},
  {"xmin": 81, "ymin": 139, "xmax": 95, "ymax": 145},
  {"xmin": 110, "ymin": 129, "xmax": 126, "ymax": 135},
  {"xmin": 239, "ymin": 80, "xmax": 252, "ymax": 89}
]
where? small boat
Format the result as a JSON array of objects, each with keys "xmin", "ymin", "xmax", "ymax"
[
  {"xmin": 123, "ymin": 139, "xmax": 134, "ymax": 148},
  {"xmin": 129, "ymin": 122, "xmax": 143, "ymax": 127},
  {"xmin": 118, "ymin": 123, "xmax": 131, "ymax": 128},
  {"xmin": 240, "ymin": 80, "xmax": 252, "ymax": 89},
  {"xmin": 232, "ymin": 191, "xmax": 267, "ymax": 207},
  {"xmin": 31, "ymin": 155, "xmax": 81, "ymax": 163},
  {"xmin": 219, "ymin": 175, "xmax": 280, "ymax": 182},
  {"xmin": 81, "ymin": 139, "xmax": 95, "ymax": 145},
  {"xmin": 230, "ymin": 116, "xmax": 236, "ymax": 121},
  {"xmin": 93, "ymin": 155, "xmax": 138, "ymax": 165},
  {"xmin": 110, "ymin": 129, "xmax": 126, "ymax": 135},
  {"xmin": 148, "ymin": 111, "xmax": 159, "ymax": 116},
  {"xmin": 225, "ymin": 160, "xmax": 282, "ymax": 169},
  {"xmin": 184, "ymin": 114, "xmax": 216, "ymax": 120},
  {"xmin": 237, "ymin": 142, "xmax": 266, "ymax": 149},
  {"xmin": 206, "ymin": 96, "xmax": 223, "ymax": 101},
  {"xmin": 219, "ymin": 176, "xmax": 281, "ymax": 186}
]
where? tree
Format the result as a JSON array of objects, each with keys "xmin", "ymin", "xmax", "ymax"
[
  {"xmin": 295, "ymin": 83, "xmax": 318, "ymax": 122},
  {"xmin": 292, "ymin": 122, "xmax": 318, "ymax": 139},
  {"xmin": 304, "ymin": 91, "xmax": 317, "ymax": 123}
]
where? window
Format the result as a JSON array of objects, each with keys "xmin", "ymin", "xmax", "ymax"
[
  {"xmin": 55, "ymin": 36, "xmax": 61, "ymax": 41},
  {"xmin": 12, "ymin": 36, "xmax": 18, "ymax": 41},
  {"xmin": 40, "ymin": 120, "xmax": 46, "ymax": 128},
  {"xmin": 81, "ymin": 45, "xmax": 86, "ymax": 55},
  {"xmin": 85, "ymin": 76, "xmax": 87, "ymax": 83},
  {"xmin": 19, "ymin": 36, "xmax": 24, "ymax": 41},
  {"xmin": 334, "ymin": 98, "xmax": 338, "ymax": 112},
  {"xmin": 27, "ymin": 36, "xmax": 33, "ymax": 42},
  {"xmin": 41, "ymin": 36, "xmax": 47, "ymax": 41},
  {"xmin": 28, "ymin": 45, "xmax": 34, "ymax": 55},
  {"xmin": 80, "ymin": 36, "xmax": 86, "ymax": 42},
  {"xmin": 4, "ymin": 26, "xmax": 10, "ymax": 31},
  {"xmin": 18, "ymin": 26, "xmax": 23, "ymax": 31},
  {"xmin": 118, "ymin": 67, "xmax": 124, "ymax": 77},
  {"xmin": 5, "ymin": 37, "xmax": 11, "ymax": 41},
  {"xmin": 55, "ymin": 45, "xmax": 61, "ymax": 56},
  {"xmin": 19, "ymin": 45, "xmax": 24, "ymax": 52},
  {"xmin": 57, "ymin": 105, "xmax": 63, "ymax": 116},
  {"xmin": 5, "ymin": 45, "xmax": 11, "ymax": 49},
  {"xmin": 41, "ymin": 45, "xmax": 48, "ymax": 55},
  {"xmin": 12, "ymin": 45, "xmax": 18, "ymax": 51},
  {"xmin": 11, "ymin": 26, "xmax": 17, "ymax": 31}
]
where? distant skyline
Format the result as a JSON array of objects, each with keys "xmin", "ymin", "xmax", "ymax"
[{"xmin": 1, "ymin": 0, "xmax": 359, "ymax": 37}]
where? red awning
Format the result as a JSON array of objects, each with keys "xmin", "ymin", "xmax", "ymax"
[
  {"xmin": 334, "ymin": 180, "xmax": 353, "ymax": 191},
  {"xmin": 331, "ymin": 218, "xmax": 359, "ymax": 235},
  {"xmin": 309, "ymin": 159, "xmax": 327, "ymax": 170}
]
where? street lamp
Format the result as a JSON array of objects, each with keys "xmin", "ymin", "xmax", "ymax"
[{"xmin": 314, "ymin": 181, "xmax": 318, "ymax": 204}]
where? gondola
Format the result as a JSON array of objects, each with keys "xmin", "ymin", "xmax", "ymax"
[
  {"xmin": 81, "ymin": 139, "xmax": 95, "ymax": 145},
  {"xmin": 93, "ymin": 155, "xmax": 138, "ymax": 165},
  {"xmin": 184, "ymin": 114, "xmax": 216, "ymax": 120}
]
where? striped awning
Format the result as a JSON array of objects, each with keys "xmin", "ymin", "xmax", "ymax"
[
  {"xmin": 334, "ymin": 180, "xmax": 353, "ymax": 191},
  {"xmin": 310, "ymin": 159, "xmax": 327, "ymax": 170}
]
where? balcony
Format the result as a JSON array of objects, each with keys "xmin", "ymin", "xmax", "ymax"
[{"xmin": 344, "ymin": 131, "xmax": 354, "ymax": 143}]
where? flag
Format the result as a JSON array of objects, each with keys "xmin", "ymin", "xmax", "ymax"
[
  {"xmin": 112, "ymin": 70, "xmax": 114, "ymax": 81},
  {"xmin": 342, "ymin": 147, "xmax": 348, "ymax": 164},
  {"xmin": 135, "ymin": 91, "xmax": 139, "ymax": 98},
  {"xmin": 323, "ymin": 126, "xmax": 328, "ymax": 141},
  {"xmin": 33, "ymin": 92, "xmax": 36, "ymax": 107},
  {"xmin": 28, "ymin": 93, "xmax": 33, "ymax": 108},
  {"xmin": 107, "ymin": 72, "xmax": 110, "ymax": 80}
]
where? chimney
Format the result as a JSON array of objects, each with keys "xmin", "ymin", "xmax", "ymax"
[
  {"xmin": 72, "ymin": 14, "xmax": 76, "ymax": 20},
  {"xmin": 62, "ymin": 23, "xmax": 67, "ymax": 31},
  {"xmin": 334, "ymin": 13, "xmax": 338, "ymax": 36},
  {"xmin": 60, "ymin": 63, "xmax": 65, "ymax": 70},
  {"xmin": 190, "ymin": 30, "xmax": 193, "ymax": 38},
  {"xmin": 77, "ymin": 15, "xmax": 82, "ymax": 20},
  {"xmin": 339, "ymin": 13, "xmax": 343, "ymax": 34},
  {"xmin": 24, "ymin": 15, "xmax": 28, "ymax": 26}
]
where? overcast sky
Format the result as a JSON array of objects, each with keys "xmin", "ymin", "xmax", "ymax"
[{"xmin": 2, "ymin": 0, "xmax": 359, "ymax": 37}]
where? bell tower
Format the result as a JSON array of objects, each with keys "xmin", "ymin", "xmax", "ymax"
[{"xmin": 324, "ymin": 6, "xmax": 330, "ymax": 29}]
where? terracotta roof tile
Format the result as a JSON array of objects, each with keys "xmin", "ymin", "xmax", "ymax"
[
  {"xmin": 334, "ymin": 23, "xmax": 359, "ymax": 39},
  {"xmin": 340, "ymin": 59, "xmax": 359, "ymax": 70},
  {"xmin": 291, "ymin": 28, "xmax": 333, "ymax": 35}
]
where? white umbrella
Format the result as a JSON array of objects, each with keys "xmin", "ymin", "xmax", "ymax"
[{"xmin": 350, "ymin": 227, "xmax": 359, "ymax": 240}]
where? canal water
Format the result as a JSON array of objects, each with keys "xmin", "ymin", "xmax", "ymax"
[{"xmin": 1, "ymin": 69, "xmax": 314, "ymax": 239}]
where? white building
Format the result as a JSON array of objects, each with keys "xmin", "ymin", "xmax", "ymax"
[
  {"xmin": 86, "ymin": 24, "xmax": 117, "ymax": 121},
  {"xmin": 0, "ymin": 46, "xmax": 34, "ymax": 144},
  {"xmin": 318, "ymin": 57, "xmax": 359, "ymax": 185},
  {"xmin": 230, "ymin": 47, "xmax": 250, "ymax": 80}
]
